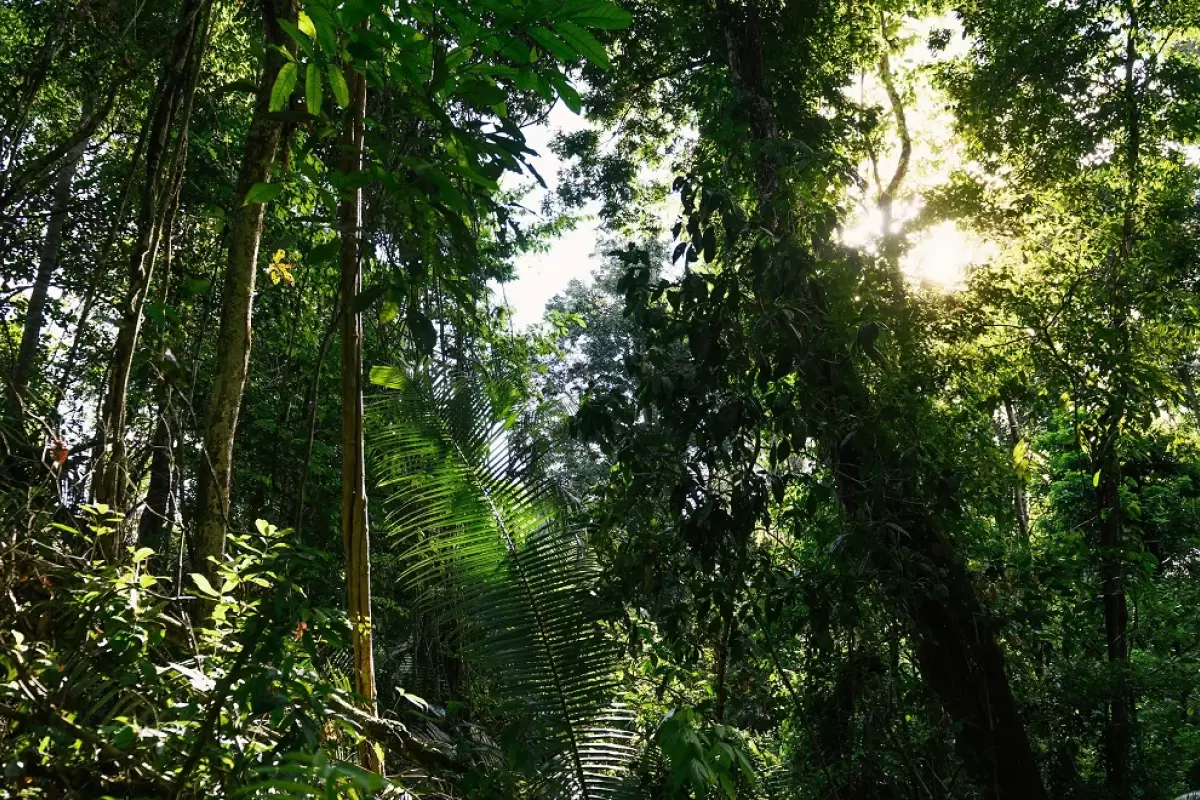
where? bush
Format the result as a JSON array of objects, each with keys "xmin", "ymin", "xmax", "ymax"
[{"xmin": 1, "ymin": 509, "xmax": 403, "ymax": 798}]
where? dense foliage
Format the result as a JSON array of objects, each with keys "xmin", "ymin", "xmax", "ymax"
[{"xmin": 4, "ymin": 0, "xmax": 1200, "ymax": 798}]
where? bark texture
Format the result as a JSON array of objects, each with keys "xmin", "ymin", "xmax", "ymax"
[{"xmin": 195, "ymin": 0, "xmax": 296, "ymax": 593}]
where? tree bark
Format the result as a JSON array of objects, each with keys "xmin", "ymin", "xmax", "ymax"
[
  {"xmin": 715, "ymin": 2, "xmax": 1045, "ymax": 796},
  {"xmin": 10, "ymin": 136, "xmax": 85, "ymax": 408},
  {"xmin": 339, "ymin": 53, "xmax": 381, "ymax": 774},
  {"xmin": 93, "ymin": 0, "xmax": 211, "ymax": 559},
  {"xmin": 194, "ymin": 0, "xmax": 296, "ymax": 596}
]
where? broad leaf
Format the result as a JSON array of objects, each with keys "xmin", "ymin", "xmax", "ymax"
[{"xmin": 269, "ymin": 62, "xmax": 298, "ymax": 112}]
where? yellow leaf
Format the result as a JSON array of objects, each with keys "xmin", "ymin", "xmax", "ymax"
[
  {"xmin": 269, "ymin": 266, "xmax": 282, "ymax": 285},
  {"xmin": 298, "ymin": 10, "xmax": 316, "ymax": 38}
]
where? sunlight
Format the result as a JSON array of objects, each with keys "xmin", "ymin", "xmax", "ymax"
[{"xmin": 902, "ymin": 220, "xmax": 995, "ymax": 289}]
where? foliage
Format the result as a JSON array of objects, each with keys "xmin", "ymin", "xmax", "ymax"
[
  {"xmin": 370, "ymin": 365, "xmax": 636, "ymax": 800},
  {"xmin": 0, "ymin": 509, "xmax": 426, "ymax": 797}
]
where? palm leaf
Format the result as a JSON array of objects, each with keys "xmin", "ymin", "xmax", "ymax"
[{"xmin": 369, "ymin": 366, "xmax": 635, "ymax": 800}]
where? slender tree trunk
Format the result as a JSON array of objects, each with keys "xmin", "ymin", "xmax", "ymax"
[
  {"xmin": 93, "ymin": 0, "xmax": 211, "ymax": 559},
  {"xmin": 876, "ymin": 12, "xmax": 911, "ymax": 261},
  {"xmin": 1097, "ymin": 436, "xmax": 1129, "ymax": 794},
  {"xmin": 139, "ymin": 408, "xmax": 174, "ymax": 558},
  {"xmin": 339, "ymin": 54, "xmax": 381, "ymax": 773},
  {"xmin": 294, "ymin": 289, "xmax": 339, "ymax": 538},
  {"xmin": 11, "ymin": 136, "xmax": 85, "ymax": 407},
  {"xmin": 715, "ymin": 3, "xmax": 1045, "ymax": 797},
  {"xmin": 194, "ymin": 0, "xmax": 296, "ymax": 594},
  {"xmin": 1003, "ymin": 399, "xmax": 1031, "ymax": 541},
  {"xmin": 140, "ymin": 166, "xmax": 186, "ymax": 570}
]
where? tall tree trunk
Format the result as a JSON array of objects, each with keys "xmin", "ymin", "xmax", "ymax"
[
  {"xmin": 139, "ymin": 408, "xmax": 175, "ymax": 558},
  {"xmin": 140, "ymin": 162, "xmax": 186, "ymax": 571},
  {"xmin": 1100, "ymin": 9, "xmax": 1140, "ymax": 791},
  {"xmin": 339, "ymin": 55, "xmax": 381, "ymax": 774},
  {"xmin": 194, "ymin": 0, "xmax": 296, "ymax": 595},
  {"xmin": 10, "ymin": 135, "xmax": 85, "ymax": 408},
  {"xmin": 715, "ymin": 2, "xmax": 1045, "ymax": 797},
  {"xmin": 93, "ymin": 0, "xmax": 211, "ymax": 559}
]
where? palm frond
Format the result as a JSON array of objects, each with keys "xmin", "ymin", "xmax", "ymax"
[{"xmin": 369, "ymin": 366, "xmax": 635, "ymax": 800}]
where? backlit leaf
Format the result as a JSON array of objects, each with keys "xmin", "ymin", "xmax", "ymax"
[{"xmin": 269, "ymin": 62, "xmax": 298, "ymax": 112}]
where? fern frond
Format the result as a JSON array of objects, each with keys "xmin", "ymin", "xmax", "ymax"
[{"xmin": 369, "ymin": 367, "xmax": 635, "ymax": 800}]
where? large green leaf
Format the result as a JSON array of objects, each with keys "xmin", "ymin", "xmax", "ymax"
[{"xmin": 270, "ymin": 62, "xmax": 298, "ymax": 112}]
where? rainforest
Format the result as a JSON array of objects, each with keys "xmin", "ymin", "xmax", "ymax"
[{"xmin": 3, "ymin": 0, "xmax": 1200, "ymax": 798}]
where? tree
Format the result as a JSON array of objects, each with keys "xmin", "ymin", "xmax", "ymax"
[{"xmin": 194, "ymin": 0, "xmax": 297, "ymax": 601}]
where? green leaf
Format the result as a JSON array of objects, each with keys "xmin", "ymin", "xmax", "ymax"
[
  {"xmin": 269, "ymin": 62, "xmax": 298, "ymax": 112},
  {"xmin": 555, "ymin": 21, "xmax": 610, "ymax": 68},
  {"xmin": 308, "ymin": 239, "xmax": 341, "ymax": 263},
  {"xmin": 380, "ymin": 289, "xmax": 400, "ymax": 323},
  {"xmin": 369, "ymin": 365, "xmax": 405, "ymax": 388},
  {"xmin": 243, "ymin": 182, "xmax": 282, "ymax": 206},
  {"xmin": 277, "ymin": 19, "xmax": 314, "ymax": 56},
  {"xmin": 350, "ymin": 283, "xmax": 387, "ymax": 313},
  {"xmin": 1093, "ymin": 470, "xmax": 1102, "ymax": 487},
  {"xmin": 516, "ymin": 68, "xmax": 538, "ymax": 92},
  {"xmin": 551, "ymin": 74, "xmax": 582, "ymax": 113},
  {"xmin": 528, "ymin": 27, "xmax": 577, "ymax": 63},
  {"xmin": 328, "ymin": 65, "xmax": 350, "ymax": 108},
  {"xmin": 305, "ymin": 62, "xmax": 322, "ymax": 115},
  {"xmin": 342, "ymin": 0, "xmax": 380, "ymax": 27},
  {"xmin": 306, "ymin": 5, "xmax": 338, "ymax": 54},
  {"xmin": 564, "ymin": 0, "xmax": 632, "ymax": 28},
  {"xmin": 190, "ymin": 573, "xmax": 220, "ymax": 598},
  {"xmin": 131, "ymin": 547, "xmax": 154, "ymax": 564},
  {"xmin": 407, "ymin": 309, "xmax": 437, "ymax": 355}
]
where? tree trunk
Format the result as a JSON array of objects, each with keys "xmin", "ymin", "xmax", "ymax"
[
  {"xmin": 11, "ymin": 136, "xmax": 85, "ymax": 408},
  {"xmin": 339, "ymin": 54, "xmax": 381, "ymax": 774},
  {"xmin": 1003, "ymin": 399, "xmax": 1031, "ymax": 541},
  {"xmin": 194, "ymin": 0, "xmax": 296, "ymax": 595},
  {"xmin": 139, "ymin": 162, "xmax": 186, "ymax": 573},
  {"xmin": 1099, "ymin": 10, "xmax": 1140, "ymax": 791},
  {"xmin": 294, "ymin": 289, "xmax": 339, "ymax": 538},
  {"xmin": 139, "ymin": 408, "xmax": 174, "ymax": 558},
  {"xmin": 93, "ymin": 0, "xmax": 211, "ymax": 560},
  {"xmin": 1097, "ymin": 439, "xmax": 1130, "ymax": 794},
  {"xmin": 715, "ymin": 2, "xmax": 1045, "ymax": 796}
]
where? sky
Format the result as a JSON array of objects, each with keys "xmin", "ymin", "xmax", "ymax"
[{"xmin": 497, "ymin": 104, "xmax": 603, "ymax": 329}]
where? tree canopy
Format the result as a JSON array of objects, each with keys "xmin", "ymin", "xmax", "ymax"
[{"xmin": 4, "ymin": 0, "xmax": 1200, "ymax": 798}]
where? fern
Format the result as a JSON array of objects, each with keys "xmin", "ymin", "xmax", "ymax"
[{"xmin": 369, "ymin": 366, "xmax": 635, "ymax": 800}]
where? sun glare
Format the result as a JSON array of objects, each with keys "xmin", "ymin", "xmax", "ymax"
[{"xmin": 902, "ymin": 221, "xmax": 994, "ymax": 289}]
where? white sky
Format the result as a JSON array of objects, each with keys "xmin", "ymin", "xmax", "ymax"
[{"xmin": 498, "ymin": 103, "xmax": 603, "ymax": 329}]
